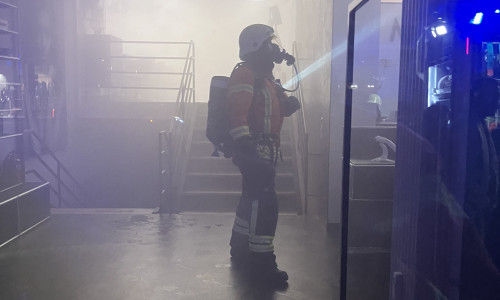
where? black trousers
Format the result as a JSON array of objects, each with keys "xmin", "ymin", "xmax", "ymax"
[{"xmin": 230, "ymin": 142, "xmax": 278, "ymax": 256}]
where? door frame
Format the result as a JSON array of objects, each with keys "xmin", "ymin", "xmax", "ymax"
[{"xmin": 339, "ymin": 1, "xmax": 372, "ymax": 299}]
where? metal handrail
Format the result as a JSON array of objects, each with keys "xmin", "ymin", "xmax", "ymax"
[
  {"xmin": 105, "ymin": 40, "xmax": 195, "ymax": 103},
  {"xmin": 293, "ymin": 42, "xmax": 307, "ymax": 135},
  {"xmin": 158, "ymin": 130, "xmax": 171, "ymax": 213},
  {"xmin": 176, "ymin": 41, "xmax": 195, "ymax": 118},
  {"xmin": 292, "ymin": 41, "xmax": 309, "ymax": 214},
  {"xmin": 27, "ymin": 131, "xmax": 89, "ymax": 208},
  {"xmin": 158, "ymin": 112, "xmax": 194, "ymax": 213},
  {"xmin": 157, "ymin": 41, "xmax": 196, "ymax": 213}
]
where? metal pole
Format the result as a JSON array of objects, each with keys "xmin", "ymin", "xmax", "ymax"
[
  {"xmin": 57, "ymin": 164, "xmax": 62, "ymax": 207},
  {"xmin": 192, "ymin": 41, "xmax": 196, "ymax": 102},
  {"xmin": 159, "ymin": 131, "xmax": 163, "ymax": 213},
  {"xmin": 304, "ymin": 133, "xmax": 309, "ymax": 214}
]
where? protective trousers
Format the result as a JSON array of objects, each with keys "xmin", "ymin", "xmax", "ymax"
[{"xmin": 230, "ymin": 144, "xmax": 278, "ymax": 258}]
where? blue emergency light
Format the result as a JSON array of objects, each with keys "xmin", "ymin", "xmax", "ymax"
[{"xmin": 470, "ymin": 12, "xmax": 484, "ymax": 25}]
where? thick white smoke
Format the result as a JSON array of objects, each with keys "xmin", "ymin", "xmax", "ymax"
[{"xmin": 103, "ymin": 0, "xmax": 296, "ymax": 102}]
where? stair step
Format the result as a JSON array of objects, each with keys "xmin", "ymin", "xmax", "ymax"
[
  {"xmin": 186, "ymin": 157, "xmax": 237, "ymax": 173},
  {"xmin": 186, "ymin": 157, "xmax": 294, "ymax": 173},
  {"xmin": 183, "ymin": 172, "xmax": 296, "ymax": 192},
  {"xmin": 194, "ymin": 117, "xmax": 207, "ymax": 130},
  {"xmin": 190, "ymin": 141, "xmax": 218, "ymax": 157},
  {"xmin": 180, "ymin": 190, "xmax": 297, "ymax": 212},
  {"xmin": 192, "ymin": 128, "xmax": 210, "ymax": 142}
]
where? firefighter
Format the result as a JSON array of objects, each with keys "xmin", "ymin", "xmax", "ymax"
[{"xmin": 227, "ymin": 24, "xmax": 300, "ymax": 286}]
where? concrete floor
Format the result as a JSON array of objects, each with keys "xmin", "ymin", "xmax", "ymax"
[{"xmin": 0, "ymin": 210, "xmax": 338, "ymax": 300}]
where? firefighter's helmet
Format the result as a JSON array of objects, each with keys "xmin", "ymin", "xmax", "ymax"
[{"xmin": 239, "ymin": 24, "xmax": 274, "ymax": 61}]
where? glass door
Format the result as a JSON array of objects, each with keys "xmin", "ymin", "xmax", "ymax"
[{"xmin": 341, "ymin": 0, "xmax": 402, "ymax": 299}]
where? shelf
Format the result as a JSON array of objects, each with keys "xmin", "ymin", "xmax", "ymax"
[
  {"xmin": 0, "ymin": 55, "xmax": 19, "ymax": 60},
  {"xmin": 0, "ymin": 132, "xmax": 22, "ymax": 139},
  {"xmin": 0, "ymin": 182, "xmax": 49, "ymax": 204},
  {"xmin": 0, "ymin": 108, "xmax": 21, "ymax": 113},
  {"xmin": 0, "ymin": 114, "xmax": 23, "ymax": 119},
  {"xmin": 0, "ymin": 28, "xmax": 18, "ymax": 35},
  {"xmin": 0, "ymin": 182, "xmax": 51, "ymax": 249},
  {"xmin": 0, "ymin": 1, "xmax": 17, "ymax": 9}
]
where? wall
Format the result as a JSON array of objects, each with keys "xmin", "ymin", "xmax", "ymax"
[
  {"xmin": 328, "ymin": 0, "xmax": 351, "ymax": 225},
  {"xmin": 294, "ymin": 0, "xmax": 334, "ymax": 219}
]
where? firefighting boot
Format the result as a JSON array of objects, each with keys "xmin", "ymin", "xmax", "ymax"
[{"xmin": 249, "ymin": 252, "xmax": 288, "ymax": 285}]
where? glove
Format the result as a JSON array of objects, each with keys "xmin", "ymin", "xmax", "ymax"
[{"xmin": 283, "ymin": 96, "xmax": 301, "ymax": 117}]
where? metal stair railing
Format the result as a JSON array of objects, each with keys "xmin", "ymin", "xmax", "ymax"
[
  {"xmin": 106, "ymin": 40, "xmax": 195, "ymax": 103},
  {"xmin": 158, "ymin": 129, "xmax": 170, "ymax": 213},
  {"xmin": 291, "ymin": 41, "xmax": 309, "ymax": 214},
  {"xmin": 176, "ymin": 41, "xmax": 196, "ymax": 116},
  {"xmin": 157, "ymin": 42, "xmax": 196, "ymax": 214},
  {"xmin": 25, "ymin": 130, "xmax": 89, "ymax": 208},
  {"xmin": 158, "ymin": 110, "xmax": 197, "ymax": 214},
  {"xmin": 158, "ymin": 117, "xmax": 184, "ymax": 214}
]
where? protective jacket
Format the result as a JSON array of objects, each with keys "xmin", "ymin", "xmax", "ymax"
[{"xmin": 227, "ymin": 62, "xmax": 287, "ymax": 142}]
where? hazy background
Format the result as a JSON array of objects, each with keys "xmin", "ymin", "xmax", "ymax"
[{"xmin": 102, "ymin": 0, "xmax": 297, "ymax": 102}]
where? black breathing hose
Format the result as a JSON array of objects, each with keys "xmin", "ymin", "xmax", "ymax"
[{"xmin": 277, "ymin": 63, "xmax": 300, "ymax": 93}]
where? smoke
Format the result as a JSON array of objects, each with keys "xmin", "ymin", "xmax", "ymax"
[{"xmin": 102, "ymin": 0, "xmax": 296, "ymax": 102}]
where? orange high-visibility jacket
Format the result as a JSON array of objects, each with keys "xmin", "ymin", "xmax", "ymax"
[{"xmin": 227, "ymin": 63, "xmax": 287, "ymax": 141}]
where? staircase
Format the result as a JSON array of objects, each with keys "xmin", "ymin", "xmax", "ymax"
[{"xmin": 180, "ymin": 103, "xmax": 299, "ymax": 213}]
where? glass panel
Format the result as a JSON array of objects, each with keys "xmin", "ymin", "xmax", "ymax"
[
  {"xmin": 345, "ymin": 0, "xmax": 402, "ymax": 298},
  {"xmin": 351, "ymin": 1, "xmax": 401, "ymax": 126},
  {"xmin": 389, "ymin": 1, "xmax": 500, "ymax": 297}
]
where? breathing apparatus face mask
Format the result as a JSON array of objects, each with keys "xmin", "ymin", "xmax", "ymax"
[{"xmin": 263, "ymin": 38, "xmax": 295, "ymax": 66}]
